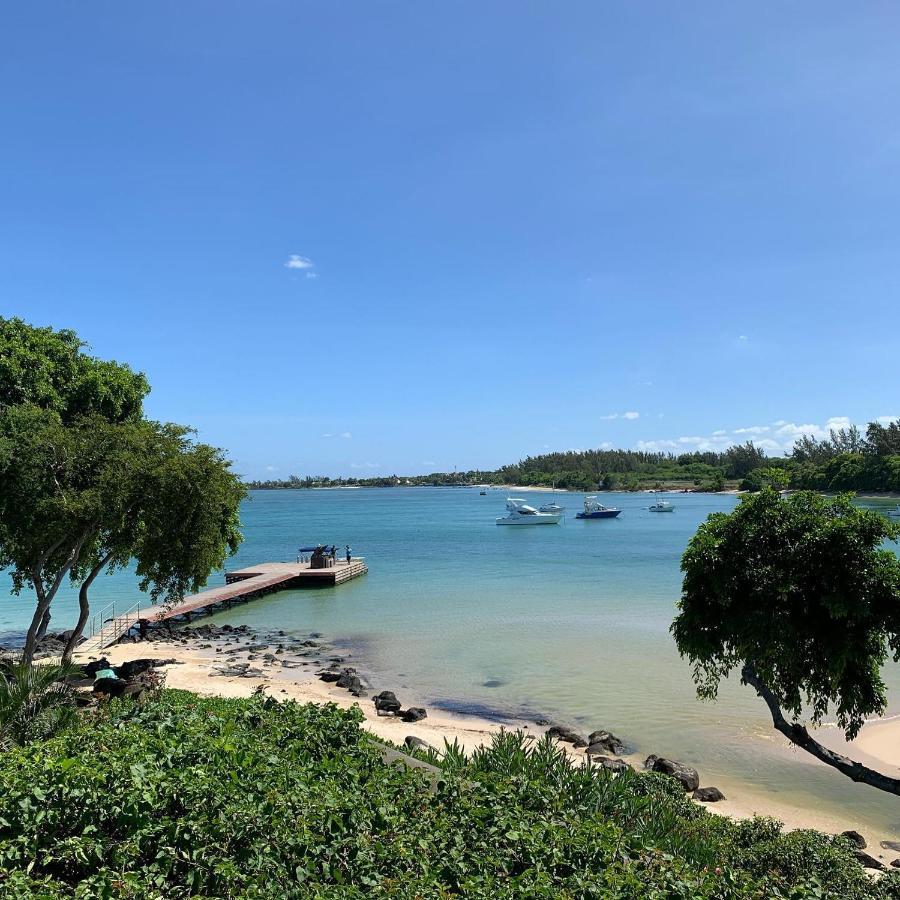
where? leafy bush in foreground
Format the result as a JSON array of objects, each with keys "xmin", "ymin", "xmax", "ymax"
[{"xmin": 0, "ymin": 692, "xmax": 897, "ymax": 898}]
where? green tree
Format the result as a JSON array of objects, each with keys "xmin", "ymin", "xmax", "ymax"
[
  {"xmin": 672, "ymin": 490, "xmax": 900, "ymax": 794},
  {"xmin": 0, "ymin": 320, "xmax": 245, "ymax": 665}
]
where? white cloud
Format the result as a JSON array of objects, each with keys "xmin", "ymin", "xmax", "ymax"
[
  {"xmin": 623, "ymin": 411, "xmax": 640, "ymax": 420},
  {"xmin": 322, "ymin": 431, "xmax": 352, "ymax": 439},
  {"xmin": 599, "ymin": 413, "xmax": 619, "ymax": 420},
  {"xmin": 351, "ymin": 461, "xmax": 380, "ymax": 469},
  {"xmin": 877, "ymin": 415, "xmax": 899, "ymax": 425},
  {"xmin": 284, "ymin": 254, "xmax": 314, "ymax": 270},
  {"xmin": 738, "ymin": 335, "xmax": 749, "ymax": 342},
  {"xmin": 598, "ymin": 441, "xmax": 613, "ymax": 449},
  {"xmin": 635, "ymin": 415, "xmax": 871, "ymax": 456},
  {"xmin": 265, "ymin": 465, "xmax": 278, "ymax": 472}
]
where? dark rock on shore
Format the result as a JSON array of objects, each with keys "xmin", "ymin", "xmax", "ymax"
[
  {"xmin": 853, "ymin": 850, "xmax": 887, "ymax": 871},
  {"xmin": 590, "ymin": 755, "xmax": 631, "ymax": 774},
  {"xmin": 373, "ymin": 691, "xmax": 401, "ymax": 715},
  {"xmin": 115, "ymin": 658, "xmax": 177, "ymax": 679},
  {"xmin": 400, "ymin": 707, "xmax": 427, "ymax": 723},
  {"xmin": 335, "ymin": 668, "xmax": 358, "ymax": 688},
  {"xmin": 318, "ymin": 668, "xmax": 342, "ymax": 682},
  {"xmin": 692, "ymin": 786, "xmax": 725, "ymax": 802},
  {"xmin": 547, "ymin": 725, "xmax": 588, "ymax": 748},
  {"xmin": 405, "ymin": 735, "xmax": 436, "ymax": 753},
  {"xmin": 841, "ymin": 830, "xmax": 867, "ymax": 849},
  {"xmin": 587, "ymin": 730, "xmax": 625, "ymax": 755},
  {"xmin": 83, "ymin": 658, "xmax": 112, "ymax": 677},
  {"xmin": 646, "ymin": 756, "xmax": 700, "ymax": 792},
  {"xmin": 881, "ymin": 839, "xmax": 900, "ymax": 852}
]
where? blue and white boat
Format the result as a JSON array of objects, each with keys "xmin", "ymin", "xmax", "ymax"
[{"xmin": 575, "ymin": 496, "xmax": 621, "ymax": 519}]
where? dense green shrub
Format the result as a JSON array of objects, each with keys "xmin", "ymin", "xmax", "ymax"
[{"xmin": 0, "ymin": 692, "xmax": 897, "ymax": 898}]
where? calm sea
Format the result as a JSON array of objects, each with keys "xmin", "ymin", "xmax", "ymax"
[{"xmin": 3, "ymin": 487, "xmax": 900, "ymax": 834}]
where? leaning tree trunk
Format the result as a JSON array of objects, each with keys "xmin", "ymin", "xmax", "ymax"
[
  {"xmin": 742, "ymin": 664, "xmax": 900, "ymax": 795},
  {"xmin": 63, "ymin": 550, "xmax": 114, "ymax": 664},
  {"xmin": 21, "ymin": 531, "xmax": 90, "ymax": 667}
]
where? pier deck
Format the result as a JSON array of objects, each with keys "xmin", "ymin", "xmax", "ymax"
[{"xmin": 81, "ymin": 558, "xmax": 367, "ymax": 652}]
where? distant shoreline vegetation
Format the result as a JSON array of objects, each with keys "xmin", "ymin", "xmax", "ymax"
[{"xmin": 246, "ymin": 419, "xmax": 900, "ymax": 494}]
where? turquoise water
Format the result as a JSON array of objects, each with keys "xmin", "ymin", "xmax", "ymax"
[{"xmin": 3, "ymin": 487, "xmax": 900, "ymax": 834}]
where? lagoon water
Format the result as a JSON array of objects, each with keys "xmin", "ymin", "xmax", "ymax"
[{"xmin": 3, "ymin": 487, "xmax": 900, "ymax": 835}]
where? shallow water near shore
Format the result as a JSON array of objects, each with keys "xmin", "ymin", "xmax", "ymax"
[{"xmin": 4, "ymin": 487, "xmax": 900, "ymax": 836}]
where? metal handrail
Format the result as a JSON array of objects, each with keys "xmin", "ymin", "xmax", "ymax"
[{"xmin": 86, "ymin": 599, "xmax": 143, "ymax": 649}]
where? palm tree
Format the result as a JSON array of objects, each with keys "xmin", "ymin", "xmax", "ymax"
[{"xmin": 0, "ymin": 659, "xmax": 82, "ymax": 749}]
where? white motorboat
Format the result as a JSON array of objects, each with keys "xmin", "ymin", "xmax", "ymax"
[
  {"xmin": 496, "ymin": 498, "xmax": 563, "ymax": 525},
  {"xmin": 538, "ymin": 501, "xmax": 566, "ymax": 515},
  {"xmin": 649, "ymin": 494, "xmax": 675, "ymax": 512}
]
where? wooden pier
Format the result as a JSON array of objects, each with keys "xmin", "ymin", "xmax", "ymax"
[{"xmin": 80, "ymin": 558, "xmax": 367, "ymax": 653}]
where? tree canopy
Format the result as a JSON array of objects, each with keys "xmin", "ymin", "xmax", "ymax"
[
  {"xmin": 0, "ymin": 318, "xmax": 245, "ymax": 664},
  {"xmin": 673, "ymin": 489, "xmax": 900, "ymax": 792}
]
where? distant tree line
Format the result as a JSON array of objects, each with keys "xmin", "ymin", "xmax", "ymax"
[{"xmin": 249, "ymin": 418, "xmax": 900, "ymax": 494}]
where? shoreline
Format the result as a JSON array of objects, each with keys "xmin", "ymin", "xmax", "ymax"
[{"xmin": 75, "ymin": 625, "xmax": 900, "ymax": 862}]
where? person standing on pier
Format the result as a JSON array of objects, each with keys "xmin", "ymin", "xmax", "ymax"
[{"xmin": 345, "ymin": 545, "xmax": 351, "ymax": 565}]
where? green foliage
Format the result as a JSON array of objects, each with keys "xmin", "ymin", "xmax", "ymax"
[
  {"xmin": 0, "ymin": 660, "xmax": 81, "ymax": 750},
  {"xmin": 0, "ymin": 320, "xmax": 246, "ymax": 662},
  {"xmin": 1, "ymin": 691, "xmax": 898, "ymax": 898},
  {"xmin": 0, "ymin": 316, "xmax": 148, "ymax": 424},
  {"xmin": 673, "ymin": 490, "xmax": 900, "ymax": 738}
]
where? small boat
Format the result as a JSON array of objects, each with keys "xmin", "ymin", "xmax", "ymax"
[
  {"xmin": 496, "ymin": 498, "xmax": 563, "ymax": 525},
  {"xmin": 575, "ymin": 496, "xmax": 621, "ymax": 519},
  {"xmin": 539, "ymin": 501, "xmax": 566, "ymax": 514},
  {"xmin": 480, "ymin": 490, "xmax": 487, "ymax": 495},
  {"xmin": 648, "ymin": 496, "xmax": 675, "ymax": 512}
]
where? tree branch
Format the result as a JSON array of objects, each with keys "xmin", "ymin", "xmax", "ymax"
[{"xmin": 742, "ymin": 664, "xmax": 900, "ymax": 796}]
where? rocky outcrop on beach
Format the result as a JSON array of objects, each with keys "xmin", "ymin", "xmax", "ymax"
[
  {"xmin": 841, "ymin": 830, "xmax": 867, "ymax": 849},
  {"xmin": 373, "ymin": 690, "xmax": 402, "ymax": 715},
  {"xmin": 644, "ymin": 756, "xmax": 700, "ymax": 792},
  {"xmin": 405, "ymin": 735, "xmax": 436, "ymax": 753},
  {"xmin": 546, "ymin": 724, "xmax": 588, "ymax": 748},
  {"xmin": 692, "ymin": 786, "xmax": 725, "ymax": 802},
  {"xmin": 586, "ymin": 730, "xmax": 626, "ymax": 756},
  {"xmin": 590, "ymin": 755, "xmax": 631, "ymax": 774}
]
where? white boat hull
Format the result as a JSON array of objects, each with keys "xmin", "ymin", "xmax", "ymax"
[{"xmin": 496, "ymin": 514, "xmax": 563, "ymax": 525}]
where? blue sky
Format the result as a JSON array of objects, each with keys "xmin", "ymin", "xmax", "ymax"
[{"xmin": 2, "ymin": 3, "xmax": 898, "ymax": 479}]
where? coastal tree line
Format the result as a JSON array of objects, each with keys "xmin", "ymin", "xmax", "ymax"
[{"xmin": 247, "ymin": 425, "xmax": 900, "ymax": 494}]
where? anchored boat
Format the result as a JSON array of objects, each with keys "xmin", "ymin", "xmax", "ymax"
[
  {"xmin": 496, "ymin": 498, "xmax": 563, "ymax": 525},
  {"xmin": 575, "ymin": 496, "xmax": 621, "ymax": 519}
]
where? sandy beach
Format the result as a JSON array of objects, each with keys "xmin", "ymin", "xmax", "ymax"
[{"xmin": 76, "ymin": 630, "xmax": 900, "ymax": 865}]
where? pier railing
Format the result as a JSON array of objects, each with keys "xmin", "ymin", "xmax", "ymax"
[{"xmin": 83, "ymin": 599, "xmax": 144, "ymax": 652}]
